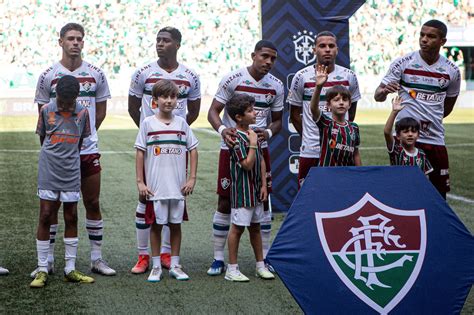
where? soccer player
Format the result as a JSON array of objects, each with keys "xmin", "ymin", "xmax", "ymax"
[
  {"xmin": 374, "ymin": 19, "xmax": 460, "ymax": 199},
  {"xmin": 33, "ymin": 23, "xmax": 115, "ymax": 277},
  {"xmin": 207, "ymin": 40, "xmax": 284, "ymax": 275},
  {"xmin": 128, "ymin": 27, "xmax": 201, "ymax": 273},
  {"xmin": 309, "ymin": 65, "xmax": 361, "ymax": 167},
  {"xmin": 135, "ymin": 80, "xmax": 198, "ymax": 282},
  {"xmin": 384, "ymin": 96, "xmax": 433, "ymax": 175},
  {"xmin": 289, "ymin": 31, "xmax": 361, "ymax": 186},
  {"xmin": 225, "ymin": 94, "xmax": 274, "ymax": 282},
  {"xmin": 31, "ymin": 75, "xmax": 94, "ymax": 288}
]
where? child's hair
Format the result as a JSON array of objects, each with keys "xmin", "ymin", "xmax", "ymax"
[
  {"xmin": 151, "ymin": 79, "xmax": 179, "ymax": 98},
  {"xmin": 325, "ymin": 85, "xmax": 351, "ymax": 104},
  {"xmin": 227, "ymin": 94, "xmax": 255, "ymax": 122},
  {"xmin": 56, "ymin": 75, "xmax": 80, "ymax": 100},
  {"xmin": 395, "ymin": 117, "xmax": 420, "ymax": 134}
]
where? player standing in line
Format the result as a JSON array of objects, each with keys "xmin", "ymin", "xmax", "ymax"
[
  {"xmin": 128, "ymin": 27, "xmax": 201, "ymax": 273},
  {"xmin": 374, "ymin": 20, "xmax": 460, "ymax": 199},
  {"xmin": 207, "ymin": 40, "xmax": 284, "ymax": 275},
  {"xmin": 225, "ymin": 94, "xmax": 274, "ymax": 282},
  {"xmin": 33, "ymin": 23, "xmax": 115, "ymax": 277},
  {"xmin": 289, "ymin": 31, "xmax": 361, "ymax": 186},
  {"xmin": 384, "ymin": 96, "xmax": 434, "ymax": 175},
  {"xmin": 135, "ymin": 80, "xmax": 198, "ymax": 282},
  {"xmin": 309, "ymin": 65, "xmax": 362, "ymax": 167},
  {"xmin": 31, "ymin": 75, "xmax": 94, "ymax": 288}
]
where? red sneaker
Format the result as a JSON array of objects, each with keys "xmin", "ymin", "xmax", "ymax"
[
  {"xmin": 131, "ymin": 255, "xmax": 150, "ymax": 274},
  {"xmin": 160, "ymin": 253, "xmax": 171, "ymax": 269}
]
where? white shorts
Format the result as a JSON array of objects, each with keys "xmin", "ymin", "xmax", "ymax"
[
  {"xmin": 231, "ymin": 203, "xmax": 264, "ymax": 227},
  {"xmin": 153, "ymin": 199, "xmax": 185, "ymax": 225},
  {"xmin": 37, "ymin": 189, "xmax": 81, "ymax": 202}
]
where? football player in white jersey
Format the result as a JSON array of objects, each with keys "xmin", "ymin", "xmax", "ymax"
[
  {"xmin": 375, "ymin": 20, "xmax": 460, "ymax": 199},
  {"xmin": 128, "ymin": 27, "xmax": 201, "ymax": 273},
  {"xmin": 289, "ymin": 31, "xmax": 361, "ymax": 187},
  {"xmin": 207, "ymin": 40, "xmax": 284, "ymax": 275},
  {"xmin": 32, "ymin": 23, "xmax": 115, "ymax": 277}
]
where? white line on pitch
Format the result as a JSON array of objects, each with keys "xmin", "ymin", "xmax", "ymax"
[{"xmin": 447, "ymin": 193, "xmax": 474, "ymax": 204}]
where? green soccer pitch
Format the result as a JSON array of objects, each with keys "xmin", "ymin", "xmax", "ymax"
[{"xmin": 0, "ymin": 113, "xmax": 472, "ymax": 313}]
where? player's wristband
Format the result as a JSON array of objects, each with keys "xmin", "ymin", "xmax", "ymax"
[
  {"xmin": 265, "ymin": 129, "xmax": 273, "ymax": 139},
  {"xmin": 249, "ymin": 145, "xmax": 258, "ymax": 150},
  {"xmin": 218, "ymin": 125, "xmax": 226, "ymax": 135}
]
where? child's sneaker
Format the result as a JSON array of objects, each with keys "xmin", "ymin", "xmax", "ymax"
[
  {"xmin": 131, "ymin": 254, "xmax": 150, "ymax": 274},
  {"xmin": 256, "ymin": 266, "xmax": 275, "ymax": 280},
  {"xmin": 160, "ymin": 253, "xmax": 171, "ymax": 269},
  {"xmin": 64, "ymin": 270, "xmax": 95, "ymax": 283},
  {"xmin": 91, "ymin": 259, "xmax": 116, "ymax": 276},
  {"xmin": 147, "ymin": 267, "xmax": 162, "ymax": 282},
  {"xmin": 224, "ymin": 268, "xmax": 250, "ymax": 282},
  {"xmin": 207, "ymin": 259, "xmax": 225, "ymax": 276},
  {"xmin": 30, "ymin": 261, "xmax": 54, "ymax": 279},
  {"xmin": 170, "ymin": 265, "xmax": 189, "ymax": 281},
  {"xmin": 30, "ymin": 271, "xmax": 48, "ymax": 288},
  {"xmin": 0, "ymin": 266, "xmax": 9, "ymax": 275}
]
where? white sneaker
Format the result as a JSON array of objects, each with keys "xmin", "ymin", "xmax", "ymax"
[
  {"xmin": 169, "ymin": 265, "xmax": 189, "ymax": 281},
  {"xmin": 224, "ymin": 267, "xmax": 250, "ymax": 282},
  {"xmin": 256, "ymin": 266, "xmax": 275, "ymax": 280},
  {"xmin": 91, "ymin": 259, "xmax": 116, "ymax": 276},
  {"xmin": 147, "ymin": 267, "xmax": 162, "ymax": 282},
  {"xmin": 0, "ymin": 266, "xmax": 9, "ymax": 275},
  {"xmin": 30, "ymin": 262, "xmax": 54, "ymax": 279}
]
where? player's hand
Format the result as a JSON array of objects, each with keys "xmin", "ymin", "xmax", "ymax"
[
  {"xmin": 137, "ymin": 182, "xmax": 154, "ymax": 198},
  {"xmin": 260, "ymin": 185, "xmax": 268, "ymax": 202},
  {"xmin": 314, "ymin": 64, "xmax": 328, "ymax": 87},
  {"xmin": 392, "ymin": 96, "xmax": 405, "ymax": 112},
  {"xmin": 383, "ymin": 82, "xmax": 400, "ymax": 95},
  {"xmin": 181, "ymin": 177, "xmax": 196, "ymax": 196},
  {"xmin": 253, "ymin": 127, "xmax": 268, "ymax": 141},
  {"xmin": 248, "ymin": 128, "xmax": 258, "ymax": 146},
  {"xmin": 222, "ymin": 127, "xmax": 237, "ymax": 147}
]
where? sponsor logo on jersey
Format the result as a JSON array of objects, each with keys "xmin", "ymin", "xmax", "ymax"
[
  {"xmin": 48, "ymin": 112, "xmax": 56, "ymax": 126},
  {"xmin": 262, "ymin": 82, "xmax": 271, "ymax": 88},
  {"xmin": 77, "ymin": 99, "xmax": 91, "ymax": 108},
  {"xmin": 244, "ymin": 80, "xmax": 253, "ymax": 86},
  {"xmin": 409, "ymin": 90, "xmax": 444, "ymax": 102},
  {"xmin": 293, "ymin": 30, "xmax": 315, "ymax": 65},
  {"xmin": 335, "ymin": 143, "xmax": 354, "ymax": 152},
  {"xmin": 78, "ymin": 72, "xmax": 89, "ymax": 76},
  {"xmin": 334, "ymin": 75, "xmax": 343, "ymax": 80},
  {"xmin": 412, "ymin": 63, "xmax": 422, "ymax": 69},
  {"xmin": 315, "ymin": 193, "xmax": 426, "ymax": 314}
]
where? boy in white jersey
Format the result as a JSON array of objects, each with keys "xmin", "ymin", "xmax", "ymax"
[
  {"xmin": 289, "ymin": 31, "xmax": 361, "ymax": 187},
  {"xmin": 375, "ymin": 20, "xmax": 460, "ymax": 199},
  {"xmin": 32, "ymin": 23, "xmax": 115, "ymax": 278},
  {"xmin": 129, "ymin": 27, "xmax": 201, "ymax": 273},
  {"xmin": 207, "ymin": 40, "xmax": 284, "ymax": 275},
  {"xmin": 135, "ymin": 80, "xmax": 198, "ymax": 282},
  {"xmin": 31, "ymin": 75, "xmax": 94, "ymax": 288}
]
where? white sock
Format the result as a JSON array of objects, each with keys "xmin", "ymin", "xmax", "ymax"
[
  {"xmin": 36, "ymin": 239, "xmax": 49, "ymax": 272},
  {"xmin": 135, "ymin": 202, "xmax": 150, "ymax": 256},
  {"xmin": 48, "ymin": 224, "xmax": 58, "ymax": 263},
  {"xmin": 86, "ymin": 219, "xmax": 103, "ymax": 261},
  {"xmin": 160, "ymin": 225, "xmax": 171, "ymax": 254},
  {"xmin": 228, "ymin": 263, "xmax": 238, "ymax": 272},
  {"xmin": 261, "ymin": 218, "xmax": 272, "ymax": 258},
  {"xmin": 212, "ymin": 211, "xmax": 230, "ymax": 261},
  {"xmin": 64, "ymin": 237, "xmax": 78, "ymax": 274},
  {"xmin": 170, "ymin": 256, "xmax": 180, "ymax": 268},
  {"xmin": 152, "ymin": 256, "xmax": 161, "ymax": 269},
  {"xmin": 256, "ymin": 261, "xmax": 265, "ymax": 270}
]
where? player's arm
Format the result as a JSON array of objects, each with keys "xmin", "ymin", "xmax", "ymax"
[
  {"xmin": 384, "ymin": 96, "xmax": 404, "ymax": 150},
  {"xmin": 310, "ymin": 65, "xmax": 328, "ymax": 120},
  {"xmin": 354, "ymin": 148, "xmax": 362, "ymax": 166},
  {"xmin": 348, "ymin": 101, "xmax": 358, "ymax": 122},
  {"xmin": 259, "ymin": 155, "xmax": 268, "ymax": 202},
  {"xmin": 37, "ymin": 103, "xmax": 45, "ymax": 114},
  {"xmin": 374, "ymin": 82, "xmax": 400, "ymax": 102},
  {"xmin": 186, "ymin": 98, "xmax": 201, "ymax": 125},
  {"xmin": 208, "ymin": 98, "xmax": 236, "ymax": 146},
  {"xmin": 135, "ymin": 149, "xmax": 153, "ymax": 198},
  {"xmin": 95, "ymin": 100, "xmax": 107, "ymax": 130},
  {"xmin": 182, "ymin": 148, "xmax": 198, "ymax": 196},
  {"xmin": 128, "ymin": 95, "xmax": 142, "ymax": 128},
  {"xmin": 290, "ymin": 106, "xmax": 303, "ymax": 136},
  {"xmin": 443, "ymin": 96, "xmax": 458, "ymax": 118}
]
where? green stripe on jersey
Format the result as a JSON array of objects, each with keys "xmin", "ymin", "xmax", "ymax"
[
  {"xmin": 50, "ymin": 91, "xmax": 96, "ymax": 98},
  {"xmin": 400, "ymin": 80, "xmax": 447, "ymax": 93},
  {"xmin": 143, "ymin": 90, "xmax": 189, "ymax": 99},
  {"xmin": 303, "ymin": 94, "xmax": 326, "ymax": 101},
  {"xmin": 147, "ymin": 140, "xmax": 187, "ymax": 146}
]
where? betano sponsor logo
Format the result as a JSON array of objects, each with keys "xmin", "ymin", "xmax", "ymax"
[
  {"xmin": 408, "ymin": 90, "xmax": 444, "ymax": 103},
  {"xmin": 153, "ymin": 146, "xmax": 182, "ymax": 156}
]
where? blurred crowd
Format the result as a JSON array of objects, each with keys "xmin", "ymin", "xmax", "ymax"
[{"xmin": 0, "ymin": 0, "xmax": 472, "ymax": 94}]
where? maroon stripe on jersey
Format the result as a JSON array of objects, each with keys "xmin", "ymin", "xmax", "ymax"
[
  {"xmin": 339, "ymin": 126, "xmax": 347, "ymax": 165},
  {"xmin": 147, "ymin": 130, "xmax": 186, "ymax": 136},
  {"xmin": 51, "ymin": 77, "xmax": 96, "ymax": 85},
  {"xmin": 144, "ymin": 78, "xmax": 191, "ymax": 86},
  {"xmin": 403, "ymin": 69, "xmax": 450, "ymax": 80},
  {"xmin": 319, "ymin": 125, "xmax": 329, "ymax": 166},
  {"xmin": 235, "ymin": 85, "xmax": 276, "ymax": 95},
  {"xmin": 304, "ymin": 81, "xmax": 350, "ymax": 88}
]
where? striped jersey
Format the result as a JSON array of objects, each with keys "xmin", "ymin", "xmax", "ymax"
[
  {"xmin": 288, "ymin": 64, "xmax": 360, "ymax": 158},
  {"xmin": 388, "ymin": 143, "xmax": 433, "ymax": 175},
  {"xmin": 129, "ymin": 62, "xmax": 201, "ymax": 123},
  {"xmin": 135, "ymin": 115, "xmax": 198, "ymax": 201},
  {"xmin": 315, "ymin": 112, "xmax": 360, "ymax": 166},
  {"xmin": 229, "ymin": 130, "xmax": 262, "ymax": 208},
  {"xmin": 35, "ymin": 61, "xmax": 111, "ymax": 155},
  {"xmin": 215, "ymin": 67, "xmax": 284, "ymax": 149},
  {"xmin": 381, "ymin": 51, "xmax": 461, "ymax": 145}
]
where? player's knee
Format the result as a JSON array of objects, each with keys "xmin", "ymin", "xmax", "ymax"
[
  {"xmin": 63, "ymin": 211, "xmax": 78, "ymax": 228},
  {"xmin": 83, "ymin": 196, "xmax": 100, "ymax": 214},
  {"xmin": 248, "ymin": 223, "xmax": 261, "ymax": 233},
  {"xmin": 168, "ymin": 223, "xmax": 181, "ymax": 232},
  {"xmin": 217, "ymin": 196, "xmax": 231, "ymax": 214},
  {"xmin": 38, "ymin": 210, "xmax": 54, "ymax": 226},
  {"xmin": 231, "ymin": 224, "xmax": 245, "ymax": 236}
]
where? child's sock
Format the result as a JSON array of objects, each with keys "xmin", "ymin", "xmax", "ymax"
[
  {"xmin": 64, "ymin": 237, "xmax": 79, "ymax": 274},
  {"xmin": 36, "ymin": 239, "xmax": 50, "ymax": 273},
  {"xmin": 170, "ymin": 256, "xmax": 180, "ymax": 269},
  {"xmin": 152, "ymin": 256, "xmax": 161, "ymax": 269}
]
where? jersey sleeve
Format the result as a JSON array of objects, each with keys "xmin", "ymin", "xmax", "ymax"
[
  {"xmin": 35, "ymin": 105, "xmax": 47, "ymax": 137},
  {"xmin": 129, "ymin": 67, "xmax": 146, "ymax": 98},
  {"xmin": 230, "ymin": 137, "xmax": 247, "ymax": 163},
  {"xmin": 388, "ymin": 143, "xmax": 402, "ymax": 165},
  {"xmin": 287, "ymin": 71, "xmax": 304, "ymax": 107},
  {"xmin": 446, "ymin": 67, "xmax": 461, "ymax": 97},
  {"xmin": 271, "ymin": 81, "xmax": 284, "ymax": 112},
  {"xmin": 34, "ymin": 70, "xmax": 52, "ymax": 104},
  {"xmin": 186, "ymin": 125, "xmax": 199, "ymax": 151},
  {"xmin": 95, "ymin": 69, "xmax": 111, "ymax": 102},
  {"xmin": 315, "ymin": 112, "xmax": 331, "ymax": 128},
  {"xmin": 349, "ymin": 73, "xmax": 361, "ymax": 103},
  {"xmin": 214, "ymin": 73, "xmax": 236, "ymax": 104},
  {"xmin": 381, "ymin": 57, "xmax": 403, "ymax": 86},
  {"xmin": 187, "ymin": 70, "xmax": 201, "ymax": 101},
  {"xmin": 134, "ymin": 120, "xmax": 148, "ymax": 151}
]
